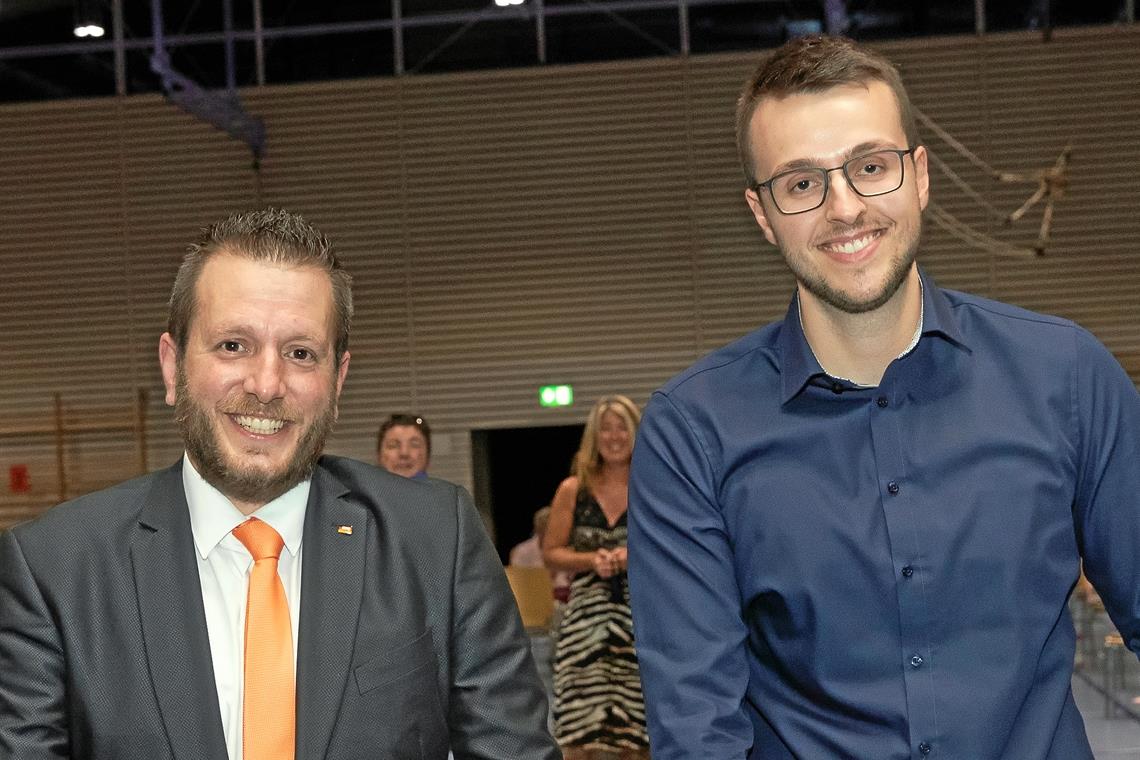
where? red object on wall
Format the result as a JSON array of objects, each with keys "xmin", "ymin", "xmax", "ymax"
[{"xmin": 9, "ymin": 464, "xmax": 30, "ymax": 493}]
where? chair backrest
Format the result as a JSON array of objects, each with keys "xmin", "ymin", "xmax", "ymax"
[{"xmin": 504, "ymin": 565, "xmax": 555, "ymax": 630}]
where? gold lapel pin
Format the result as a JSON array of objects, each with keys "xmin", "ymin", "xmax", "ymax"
[{"xmin": 336, "ymin": 525, "xmax": 354, "ymax": 535}]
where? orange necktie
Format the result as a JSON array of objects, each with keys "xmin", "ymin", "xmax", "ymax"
[{"xmin": 232, "ymin": 518, "xmax": 296, "ymax": 760}]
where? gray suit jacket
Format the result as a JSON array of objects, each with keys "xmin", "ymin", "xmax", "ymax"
[{"xmin": 0, "ymin": 455, "xmax": 559, "ymax": 760}]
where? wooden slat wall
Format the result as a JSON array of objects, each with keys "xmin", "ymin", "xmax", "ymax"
[{"xmin": 1, "ymin": 25, "xmax": 1137, "ymax": 528}]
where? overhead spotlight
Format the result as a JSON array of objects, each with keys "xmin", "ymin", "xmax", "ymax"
[
  {"xmin": 494, "ymin": 0, "xmax": 525, "ymax": 6},
  {"xmin": 73, "ymin": 0, "xmax": 106, "ymax": 38}
]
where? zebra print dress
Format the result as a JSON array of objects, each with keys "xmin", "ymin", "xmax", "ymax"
[{"xmin": 552, "ymin": 491, "xmax": 649, "ymax": 752}]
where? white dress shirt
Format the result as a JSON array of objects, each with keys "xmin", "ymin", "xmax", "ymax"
[{"xmin": 182, "ymin": 454, "xmax": 308, "ymax": 760}]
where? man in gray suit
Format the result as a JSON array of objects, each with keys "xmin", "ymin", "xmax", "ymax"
[{"xmin": 0, "ymin": 208, "xmax": 559, "ymax": 760}]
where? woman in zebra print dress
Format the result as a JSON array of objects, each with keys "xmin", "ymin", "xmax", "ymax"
[{"xmin": 543, "ymin": 395, "xmax": 650, "ymax": 759}]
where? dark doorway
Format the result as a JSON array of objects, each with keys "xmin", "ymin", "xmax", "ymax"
[{"xmin": 472, "ymin": 424, "xmax": 584, "ymax": 564}]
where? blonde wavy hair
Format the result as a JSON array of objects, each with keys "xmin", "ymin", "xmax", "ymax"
[{"xmin": 572, "ymin": 394, "xmax": 641, "ymax": 496}]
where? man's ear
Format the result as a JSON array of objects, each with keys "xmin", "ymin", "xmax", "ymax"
[
  {"xmin": 158, "ymin": 333, "xmax": 179, "ymax": 407},
  {"xmin": 745, "ymin": 188, "xmax": 778, "ymax": 247},
  {"xmin": 913, "ymin": 145, "xmax": 930, "ymax": 211},
  {"xmin": 332, "ymin": 350, "xmax": 351, "ymax": 419}
]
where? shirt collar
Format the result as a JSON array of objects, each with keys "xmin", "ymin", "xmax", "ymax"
[
  {"xmin": 779, "ymin": 268, "xmax": 969, "ymax": 403},
  {"xmin": 183, "ymin": 453, "xmax": 310, "ymax": 560},
  {"xmin": 920, "ymin": 269, "xmax": 968, "ymax": 349}
]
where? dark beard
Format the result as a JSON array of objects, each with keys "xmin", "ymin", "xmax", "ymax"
[
  {"xmin": 799, "ymin": 244, "xmax": 914, "ymax": 314},
  {"xmin": 787, "ymin": 215, "xmax": 922, "ymax": 315},
  {"xmin": 174, "ymin": 364, "xmax": 337, "ymax": 506}
]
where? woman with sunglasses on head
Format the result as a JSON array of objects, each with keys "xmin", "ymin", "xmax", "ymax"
[{"xmin": 377, "ymin": 413, "xmax": 431, "ymax": 479}]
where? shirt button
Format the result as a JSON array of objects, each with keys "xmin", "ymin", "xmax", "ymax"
[
  {"xmin": 876, "ymin": 396, "xmax": 888, "ymax": 408},
  {"xmin": 919, "ymin": 742, "xmax": 932, "ymax": 755},
  {"xmin": 901, "ymin": 565, "xmax": 914, "ymax": 578},
  {"xmin": 910, "ymin": 654, "xmax": 924, "ymax": 668},
  {"xmin": 887, "ymin": 481, "xmax": 900, "ymax": 495}
]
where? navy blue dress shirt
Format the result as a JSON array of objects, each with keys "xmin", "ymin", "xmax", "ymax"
[{"xmin": 628, "ymin": 273, "xmax": 1140, "ymax": 759}]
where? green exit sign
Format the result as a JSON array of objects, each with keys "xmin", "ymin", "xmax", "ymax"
[{"xmin": 539, "ymin": 384, "xmax": 574, "ymax": 407}]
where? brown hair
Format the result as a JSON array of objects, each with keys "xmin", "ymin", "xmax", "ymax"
[
  {"xmin": 377, "ymin": 413, "xmax": 432, "ymax": 457},
  {"xmin": 533, "ymin": 505, "xmax": 552, "ymax": 536},
  {"xmin": 735, "ymin": 35, "xmax": 919, "ymax": 186},
  {"xmin": 573, "ymin": 395, "xmax": 641, "ymax": 496},
  {"xmin": 167, "ymin": 207, "xmax": 353, "ymax": 365}
]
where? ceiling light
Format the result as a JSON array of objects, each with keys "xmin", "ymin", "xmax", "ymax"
[{"xmin": 73, "ymin": 0, "xmax": 105, "ymax": 39}]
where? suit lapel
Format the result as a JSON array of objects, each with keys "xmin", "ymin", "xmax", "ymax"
[
  {"xmin": 131, "ymin": 463, "xmax": 229, "ymax": 760},
  {"xmin": 295, "ymin": 465, "xmax": 368, "ymax": 760}
]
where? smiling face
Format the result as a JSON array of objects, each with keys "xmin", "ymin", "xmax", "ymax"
[
  {"xmin": 744, "ymin": 81, "xmax": 929, "ymax": 316},
  {"xmin": 596, "ymin": 410, "xmax": 633, "ymax": 466},
  {"xmin": 378, "ymin": 425, "xmax": 429, "ymax": 478},
  {"xmin": 158, "ymin": 252, "xmax": 350, "ymax": 513}
]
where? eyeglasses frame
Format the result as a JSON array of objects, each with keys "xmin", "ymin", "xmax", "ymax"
[{"xmin": 751, "ymin": 147, "xmax": 919, "ymax": 216}]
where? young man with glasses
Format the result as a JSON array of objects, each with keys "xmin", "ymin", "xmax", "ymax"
[{"xmin": 628, "ymin": 35, "xmax": 1139, "ymax": 759}]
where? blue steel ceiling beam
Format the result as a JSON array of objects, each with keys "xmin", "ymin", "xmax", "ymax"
[
  {"xmin": 148, "ymin": 0, "xmax": 266, "ymax": 160},
  {"xmin": 0, "ymin": 0, "xmax": 779, "ymax": 61}
]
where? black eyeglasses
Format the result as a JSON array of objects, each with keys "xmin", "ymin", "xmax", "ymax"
[{"xmin": 751, "ymin": 147, "xmax": 917, "ymax": 215}]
